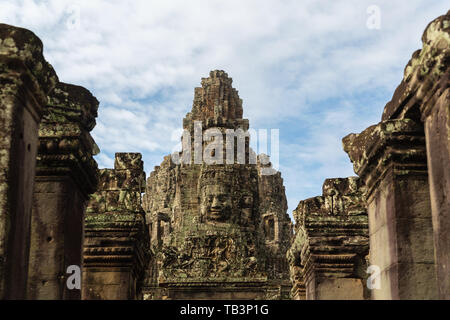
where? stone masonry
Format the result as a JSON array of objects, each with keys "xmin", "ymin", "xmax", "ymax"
[
  {"xmin": 0, "ymin": 24, "xmax": 58, "ymax": 299},
  {"xmin": 0, "ymin": 23, "xmax": 104, "ymax": 300},
  {"xmin": 288, "ymin": 177, "xmax": 369, "ymax": 300},
  {"xmin": 142, "ymin": 70, "xmax": 292, "ymax": 300},
  {"xmin": 0, "ymin": 11, "xmax": 449, "ymax": 300},
  {"xmin": 83, "ymin": 153, "xmax": 149, "ymax": 300},
  {"xmin": 288, "ymin": 11, "xmax": 449, "ymax": 300},
  {"xmin": 343, "ymin": 11, "xmax": 449, "ymax": 299},
  {"xmin": 27, "ymin": 82, "xmax": 99, "ymax": 299}
]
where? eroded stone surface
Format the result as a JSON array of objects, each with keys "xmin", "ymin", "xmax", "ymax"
[
  {"xmin": 1, "ymin": 12, "xmax": 449, "ymax": 301},
  {"xmin": 341, "ymin": 11, "xmax": 449, "ymax": 299},
  {"xmin": 0, "ymin": 23, "xmax": 58, "ymax": 299},
  {"xmin": 142, "ymin": 71, "xmax": 292, "ymax": 300},
  {"xmin": 382, "ymin": 11, "xmax": 449, "ymax": 122},
  {"xmin": 83, "ymin": 153, "xmax": 149, "ymax": 300},
  {"xmin": 288, "ymin": 177, "xmax": 369, "ymax": 300},
  {"xmin": 27, "ymin": 82, "xmax": 99, "ymax": 300},
  {"xmin": 0, "ymin": 23, "xmax": 58, "ymax": 96}
]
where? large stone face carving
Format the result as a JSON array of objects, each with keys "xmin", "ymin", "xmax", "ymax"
[
  {"xmin": 200, "ymin": 184, "xmax": 232, "ymax": 222},
  {"xmin": 143, "ymin": 70, "xmax": 292, "ymax": 300},
  {"xmin": 1, "ymin": 12, "xmax": 448, "ymax": 301}
]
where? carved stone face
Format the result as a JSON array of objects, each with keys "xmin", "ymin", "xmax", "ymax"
[
  {"xmin": 240, "ymin": 194, "xmax": 254, "ymax": 224},
  {"xmin": 242, "ymin": 195, "xmax": 253, "ymax": 208},
  {"xmin": 200, "ymin": 184, "xmax": 232, "ymax": 222}
]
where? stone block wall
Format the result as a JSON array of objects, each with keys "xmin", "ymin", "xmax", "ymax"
[
  {"xmin": 343, "ymin": 11, "xmax": 449, "ymax": 299},
  {"xmin": 0, "ymin": 24, "xmax": 58, "ymax": 299},
  {"xmin": 343, "ymin": 120, "xmax": 437, "ymax": 299},
  {"xmin": 288, "ymin": 177, "xmax": 369, "ymax": 300},
  {"xmin": 1, "ymin": 11, "xmax": 449, "ymax": 300},
  {"xmin": 27, "ymin": 82, "xmax": 99, "ymax": 299},
  {"xmin": 142, "ymin": 71, "xmax": 292, "ymax": 300},
  {"xmin": 83, "ymin": 153, "xmax": 149, "ymax": 300},
  {"xmin": 288, "ymin": 10, "xmax": 449, "ymax": 300},
  {"xmin": 0, "ymin": 23, "xmax": 100, "ymax": 300}
]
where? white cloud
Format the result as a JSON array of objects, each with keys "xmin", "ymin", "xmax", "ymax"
[{"xmin": 1, "ymin": 0, "xmax": 448, "ymax": 216}]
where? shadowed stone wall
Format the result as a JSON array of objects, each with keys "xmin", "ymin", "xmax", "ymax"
[
  {"xmin": 0, "ymin": 24, "xmax": 58, "ymax": 299},
  {"xmin": 27, "ymin": 82, "xmax": 99, "ymax": 299},
  {"xmin": 0, "ymin": 23, "xmax": 101, "ymax": 300}
]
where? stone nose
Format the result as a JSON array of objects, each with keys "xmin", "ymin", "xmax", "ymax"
[{"xmin": 211, "ymin": 196, "xmax": 221, "ymax": 208}]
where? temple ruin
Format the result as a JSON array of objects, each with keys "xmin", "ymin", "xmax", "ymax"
[
  {"xmin": 288, "ymin": 10, "xmax": 450, "ymax": 300},
  {"xmin": 0, "ymin": 10, "xmax": 448, "ymax": 300},
  {"xmin": 141, "ymin": 70, "xmax": 292, "ymax": 299},
  {"xmin": 288, "ymin": 177, "xmax": 369, "ymax": 300}
]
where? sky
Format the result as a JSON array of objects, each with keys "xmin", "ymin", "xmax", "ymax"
[{"xmin": 1, "ymin": 0, "xmax": 448, "ymax": 217}]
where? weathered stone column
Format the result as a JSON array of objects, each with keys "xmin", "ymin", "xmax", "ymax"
[
  {"xmin": 422, "ymin": 88, "xmax": 450, "ymax": 299},
  {"xmin": 343, "ymin": 120, "xmax": 438, "ymax": 299},
  {"xmin": 82, "ymin": 153, "xmax": 149, "ymax": 300},
  {"xmin": 0, "ymin": 24, "xmax": 58, "ymax": 299},
  {"xmin": 370, "ymin": 11, "xmax": 449, "ymax": 299},
  {"xmin": 26, "ymin": 83, "xmax": 99, "ymax": 299},
  {"xmin": 288, "ymin": 177, "xmax": 369, "ymax": 300},
  {"xmin": 412, "ymin": 12, "xmax": 449, "ymax": 299}
]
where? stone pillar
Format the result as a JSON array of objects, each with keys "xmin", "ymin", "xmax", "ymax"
[
  {"xmin": 288, "ymin": 177, "xmax": 369, "ymax": 300},
  {"xmin": 343, "ymin": 119, "xmax": 438, "ymax": 299},
  {"xmin": 422, "ymin": 88, "xmax": 450, "ymax": 299},
  {"xmin": 26, "ymin": 83, "xmax": 99, "ymax": 299},
  {"xmin": 416, "ymin": 13, "xmax": 449, "ymax": 299},
  {"xmin": 0, "ymin": 24, "xmax": 58, "ymax": 299},
  {"xmin": 82, "ymin": 153, "xmax": 149, "ymax": 300}
]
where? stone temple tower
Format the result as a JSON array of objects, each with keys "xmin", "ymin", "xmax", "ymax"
[{"xmin": 142, "ymin": 70, "xmax": 292, "ymax": 299}]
